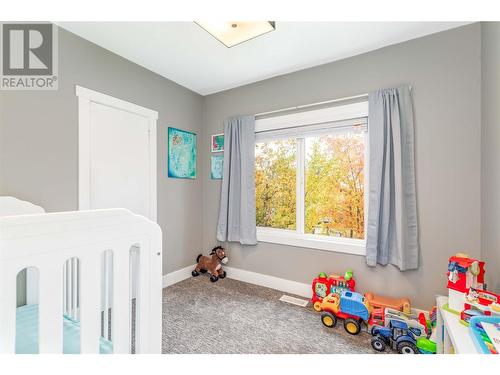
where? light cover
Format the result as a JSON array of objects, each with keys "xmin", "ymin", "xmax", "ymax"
[{"xmin": 195, "ymin": 21, "xmax": 276, "ymax": 48}]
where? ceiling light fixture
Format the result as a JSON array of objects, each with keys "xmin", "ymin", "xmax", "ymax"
[{"xmin": 195, "ymin": 21, "xmax": 276, "ymax": 48}]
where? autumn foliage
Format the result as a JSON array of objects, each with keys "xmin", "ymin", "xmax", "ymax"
[{"xmin": 255, "ymin": 131, "xmax": 365, "ymax": 239}]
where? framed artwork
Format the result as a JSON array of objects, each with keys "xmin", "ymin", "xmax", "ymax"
[
  {"xmin": 211, "ymin": 133, "xmax": 224, "ymax": 153},
  {"xmin": 211, "ymin": 154, "xmax": 224, "ymax": 180},
  {"xmin": 168, "ymin": 127, "xmax": 197, "ymax": 179}
]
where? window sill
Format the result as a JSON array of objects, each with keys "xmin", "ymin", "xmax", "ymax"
[{"xmin": 256, "ymin": 227, "xmax": 366, "ymax": 256}]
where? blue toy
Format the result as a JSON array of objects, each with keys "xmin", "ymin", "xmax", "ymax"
[
  {"xmin": 469, "ymin": 316, "xmax": 500, "ymax": 354},
  {"xmin": 371, "ymin": 319, "xmax": 423, "ymax": 354}
]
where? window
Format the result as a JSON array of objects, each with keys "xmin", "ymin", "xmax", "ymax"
[{"xmin": 255, "ymin": 102, "xmax": 368, "ymax": 255}]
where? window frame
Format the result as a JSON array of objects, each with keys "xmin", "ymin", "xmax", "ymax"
[{"xmin": 255, "ymin": 101, "xmax": 369, "ymax": 256}]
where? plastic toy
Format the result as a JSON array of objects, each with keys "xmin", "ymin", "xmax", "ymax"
[
  {"xmin": 446, "ymin": 254, "xmax": 499, "ymax": 322},
  {"xmin": 318, "ymin": 291, "xmax": 372, "ymax": 335},
  {"xmin": 311, "ymin": 270, "xmax": 356, "ymax": 311},
  {"xmin": 368, "ymin": 307, "xmax": 385, "ymax": 327},
  {"xmin": 416, "ymin": 337, "xmax": 437, "ymax": 354},
  {"xmin": 364, "ymin": 292, "xmax": 411, "ymax": 315},
  {"xmin": 371, "ymin": 319, "xmax": 423, "ymax": 354},
  {"xmin": 469, "ymin": 316, "xmax": 500, "ymax": 354},
  {"xmin": 447, "ymin": 254, "xmax": 486, "ymax": 312},
  {"xmin": 192, "ymin": 246, "xmax": 228, "ymax": 282}
]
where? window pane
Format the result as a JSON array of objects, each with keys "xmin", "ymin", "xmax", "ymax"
[
  {"xmin": 255, "ymin": 139, "xmax": 296, "ymax": 230},
  {"xmin": 305, "ymin": 130, "xmax": 365, "ymax": 239}
]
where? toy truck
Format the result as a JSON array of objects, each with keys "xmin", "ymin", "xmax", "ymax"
[
  {"xmin": 318, "ymin": 290, "xmax": 372, "ymax": 335},
  {"xmin": 371, "ymin": 319, "xmax": 424, "ymax": 354}
]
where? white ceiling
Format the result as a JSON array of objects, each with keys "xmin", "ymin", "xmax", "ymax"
[{"xmin": 58, "ymin": 22, "xmax": 470, "ymax": 95}]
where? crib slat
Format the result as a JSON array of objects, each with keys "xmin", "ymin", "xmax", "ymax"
[
  {"xmin": 63, "ymin": 263, "xmax": 67, "ymax": 316},
  {"xmin": 112, "ymin": 249, "xmax": 130, "ymax": 353},
  {"xmin": 72, "ymin": 258, "xmax": 78, "ymax": 320},
  {"xmin": 79, "ymin": 254, "xmax": 101, "ymax": 354},
  {"xmin": 137, "ymin": 246, "xmax": 149, "ymax": 353},
  {"xmin": 39, "ymin": 264, "xmax": 63, "ymax": 353},
  {"xmin": 0, "ymin": 265, "xmax": 17, "ymax": 353}
]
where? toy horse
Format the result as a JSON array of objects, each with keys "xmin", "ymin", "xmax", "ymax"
[{"xmin": 192, "ymin": 246, "xmax": 228, "ymax": 282}]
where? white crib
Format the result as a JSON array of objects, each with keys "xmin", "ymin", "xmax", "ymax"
[{"xmin": 0, "ymin": 197, "xmax": 162, "ymax": 354}]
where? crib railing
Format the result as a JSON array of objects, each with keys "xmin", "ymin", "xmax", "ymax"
[{"xmin": 0, "ymin": 208, "xmax": 162, "ymax": 354}]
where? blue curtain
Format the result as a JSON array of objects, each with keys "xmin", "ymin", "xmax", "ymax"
[{"xmin": 366, "ymin": 86, "xmax": 419, "ymax": 270}]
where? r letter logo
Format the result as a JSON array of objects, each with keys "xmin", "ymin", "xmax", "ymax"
[{"xmin": 1, "ymin": 22, "xmax": 58, "ymax": 90}]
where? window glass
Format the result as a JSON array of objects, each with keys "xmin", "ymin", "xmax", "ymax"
[
  {"xmin": 305, "ymin": 131, "xmax": 365, "ymax": 239},
  {"xmin": 255, "ymin": 139, "xmax": 297, "ymax": 230}
]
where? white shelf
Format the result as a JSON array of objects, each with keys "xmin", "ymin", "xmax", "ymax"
[{"xmin": 436, "ymin": 295, "xmax": 479, "ymax": 354}]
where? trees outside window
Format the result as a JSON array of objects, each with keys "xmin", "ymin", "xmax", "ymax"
[{"xmin": 256, "ymin": 126, "xmax": 365, "ymax": 240}]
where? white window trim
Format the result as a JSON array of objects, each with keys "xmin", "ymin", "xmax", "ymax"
[{"xmin": 255, "ymin": 101, "xmax": 369, "ymax": 256}]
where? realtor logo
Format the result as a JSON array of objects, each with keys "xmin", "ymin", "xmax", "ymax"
[{"xmin": 1, "ymin": 22, "xmax": 58, "ymax": 90}]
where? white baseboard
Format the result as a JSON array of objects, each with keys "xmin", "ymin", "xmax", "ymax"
[
  {"xmin": 163, "ymin": 263, "xmax": 311, "ymax": 298},
  {"xmin": 224, "ymin": 266, "xmax": 311, "ymax": 298},
  {"xmin": 163, "ymin": 265, "xmax": 427, "ymax": 313},
  {"xmin": 162, "ymin": 264, "xmax": 196, "ymax": 288}
]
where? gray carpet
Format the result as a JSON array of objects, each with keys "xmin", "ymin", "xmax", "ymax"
[{"xmin": 162, "ymin": 275, "xmax": 380, "ymax": 354}]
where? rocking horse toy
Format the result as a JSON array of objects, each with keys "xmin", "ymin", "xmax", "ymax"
[{"xmin": 192, "ymin": 246, "xmax": 228, "ymax": 282}]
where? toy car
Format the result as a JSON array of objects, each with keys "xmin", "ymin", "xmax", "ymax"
[
  {"xmin": 371, "ymin": 319, "xmax": 423, "ymax": 354},
  {"xmin": 318, "ymin": 291, "xmax": 371, "ymax": 335}
]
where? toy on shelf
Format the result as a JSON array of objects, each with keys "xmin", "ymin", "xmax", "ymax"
[
  {"xmin": 192, "ymin": 246, "xmax": 228, "ymax": 282},
  {"xmin": 311, "ymin": 270, "xmax": 355, "ymax": 311},
  {"xmin": 446, "ymin": 253, "xmax": 499, "ymax": 323},
  {"xmin": 468, "ymin": 316, "xmax": 500, "ymax": 354},
  {"xmin": 364, "ymin": 292, "xmax": 411, "ymax": 315},
  {"xmin": 447, "ymin": 253, "xmax": 485, "ymax": 312},
  {"xmin": 318, "ymin": 290, "xmax": 372, "ymax": 335}
]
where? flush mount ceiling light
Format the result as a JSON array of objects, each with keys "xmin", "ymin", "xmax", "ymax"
[{"xmin": 195, "ymin": 21, "xmax": 276, "ymax": 48}]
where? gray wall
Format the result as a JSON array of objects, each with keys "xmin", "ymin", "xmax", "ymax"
[
  {"xmin": 481, "ymin": 22, "xmax": 500, "ymax": 293},
  {"xmin": 202, "ymin": 24, "xmax": 482, "ymax": 309},
  {"xmin": 0, "ymin": 27, "xmax": 204, "ymax": 285}
]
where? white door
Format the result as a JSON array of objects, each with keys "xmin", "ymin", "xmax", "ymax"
[{"xmin": 77, "ymin": 86, "xmax": 158, "ymax": 221}]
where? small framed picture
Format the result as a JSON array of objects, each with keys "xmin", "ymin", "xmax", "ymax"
[
  {"xmin": 168, "ymin": 127, "xmax": 197, "ymax": 179},
  {"xmin": 211, "ymin": 133, "xmax": 224, "ymax": 153},
  {"xmin": 211, "ymin": 155, "xmax": 224, "ymax": 180}
]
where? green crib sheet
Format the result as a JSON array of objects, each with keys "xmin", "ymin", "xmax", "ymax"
[{"xmin": 15, "ymin": 304, "xmax": 113, "ymax": 354}]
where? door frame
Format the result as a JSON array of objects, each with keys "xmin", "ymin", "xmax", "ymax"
[{"xmin": 76, "ymin": 85, "xmax": 158, "ymax": 221}]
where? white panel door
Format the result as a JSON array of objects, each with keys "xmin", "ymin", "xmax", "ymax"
[
  {"xmin": 89, "ymin": 102, "xmax": 151, "ymax": 218},
  {"xmin": 77, "ymin": 85, "xmax": 158, "ymax": 221}
]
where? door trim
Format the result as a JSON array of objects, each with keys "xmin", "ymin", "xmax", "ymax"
[{"xmin": 76, "ymin": 85, "xmax": 158, "ymax": 221}]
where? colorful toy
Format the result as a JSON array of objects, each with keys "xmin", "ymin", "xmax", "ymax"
[
  {"xmin": 364, "ymin": 292, "xmax": 411, "ymax": 315},
  {"xmin": 371, "ymin": 319, "xmax": 423, "ymax": 354},
  {"xmin": 311, "ymin": 270, "xmax": 355, "ymax": 311},
  {"xmin": 468, "ymin": 316, "xmax": 500, "ymax": 354},
  {"xmin": 318, "ymin": 290, "xmax": 372, "ymax": 335},
  {"xmin": 447, "ymin": 254, "xmax": 486, "ymax": 312},
  {"xmin": 192, "ymin": 246, "xmax": 228, "ymax": 282},
  {"xmin": 416, "ymin": 337, "xmax": 437, "ymax": 354},
  {"xmin": 446, "ymin": 254, "xmax": 499, "ymax": 322},
  {"xmin": 370, "ymin": 304, "xmax": 438, "ymax": 354}
]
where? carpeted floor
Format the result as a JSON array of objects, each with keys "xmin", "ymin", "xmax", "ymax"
[{"xmin": 162, "ymin": 275, "xmax": 380, "ymax": 354}]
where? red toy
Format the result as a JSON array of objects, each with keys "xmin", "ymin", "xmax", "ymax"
[
  {"xmin": 311, "ymin": 270, "xmax": 355, "ymax": 311},
  {"xmin": 447, "ymin": 253, "xmax": 499, "ymax": 321}
]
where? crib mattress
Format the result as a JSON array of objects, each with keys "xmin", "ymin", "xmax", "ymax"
[{"xmin": 16, "ymin": 304, "xmax": 113, "ymax": 354}]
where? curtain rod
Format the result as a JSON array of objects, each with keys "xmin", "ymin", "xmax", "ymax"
[{"xmin": 255, "ymin": 93, "xmax": 369, "ymax": 118}]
